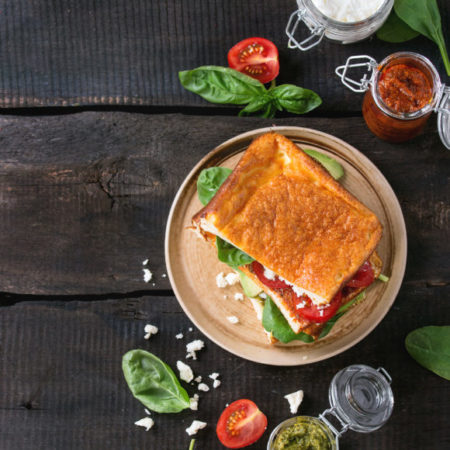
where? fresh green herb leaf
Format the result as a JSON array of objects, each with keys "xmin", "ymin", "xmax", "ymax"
[
  {"xmin": 405, "ymin": 326, "xmax": 450, "ymax": 381},
  {"xmin": 216, "ymin": 237, "xmax": 254, "ymax": 269},
  {"xmin": 197, "ymin": 167, "xmax": 232, "ymax": 205},
  {"xmin": 378, "ymin": 273, "xmax": 390, "ymax": 282},
  {"xmin": 377, "ymin": 9, "xmax": 419, "ymax": 42},
  {"xmin": 269, "ymin": 84, "xmax": 322, "ymax": 115},
  {"xmin": 303, "ymin": 149, "xmax": 344, "ymax": 180},
  {"xmin": 122, "ymin": 349, "xmax": 190, "ymax": 413},
  {"xmin": 179, "ymin": 66, "xmax": 321, "ymax": 117},
  {"xmin": 395, "ymin": 0, "xmax": 450, "ymax": 76},
  {"xmin": 189, "ymin": 439, "xmax": 196, "ymax": 450}
]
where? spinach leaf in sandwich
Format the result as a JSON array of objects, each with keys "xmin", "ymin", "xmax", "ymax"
[
  {"xmin": 216, "ymin": 236, "xmax": 254, "ymax": 269},
  {"xmin": 197, "ymin": 167, "xmax": 232, "ymax": 206}
]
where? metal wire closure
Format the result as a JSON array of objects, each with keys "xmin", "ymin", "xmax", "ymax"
[
  {"xmin": 318, "ymin": 407, "xmax": 349, "ymax": 449},
  {"xmin": 377, "ymin": 367, "xmax": 392, "ymax": 384},
  {"xmin": 286, "ymin": 9, "xmax": 325, "ymax": 51},
  {"xmin": 435, "ymin": 86, "xmax": 450, "ymax": 115},
  {"xmin": 335, "ymin": 55, "xmax": 377, "ymax": 93}
]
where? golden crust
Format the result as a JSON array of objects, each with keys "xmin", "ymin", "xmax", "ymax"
[{"xmin": 193, "ymin": 132, "xmax": 382, "ymax": 304}]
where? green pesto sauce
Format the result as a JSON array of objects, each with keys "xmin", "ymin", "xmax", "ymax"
[{"xmin": 273, "ymin": 418, "xmax": 332, "ymax": 450}]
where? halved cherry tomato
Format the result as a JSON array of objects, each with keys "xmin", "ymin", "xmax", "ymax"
[
  {"xmin": 228, "ymin": 37, "xmax": 279, "ymax": 84},
  {"xmin": 296, "ymin": 291, "xmax": 343, "ymax": 323},
  {"xmin": 251, "ymin": 261, "xmax": 290, "ymax": 290},
  {"xmin": 216, "ymin": 399, "xmax": 267, "ymax": 449},
  {"xmin": 346, "ymin": 261, "xmax": 375, "ymax": 288}
]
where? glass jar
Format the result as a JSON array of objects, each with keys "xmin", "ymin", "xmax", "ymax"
[
  {"xmin": 267, "ymin": 365, "xmax": 394, "ymax": 450},
  {"xmin": 286, "ymin": 0, "xmax": 393, "ymax": 51},
  {"xmin": 336, "ymin": 52, "xmax": 450, "ymax": 149}
]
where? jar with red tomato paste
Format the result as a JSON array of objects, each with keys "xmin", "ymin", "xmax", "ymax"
[{"xmin": 336, "ymin": 52, "xmax": 450, "ymax": 149}]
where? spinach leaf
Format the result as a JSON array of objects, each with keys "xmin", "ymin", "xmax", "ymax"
[
  {"xmin": 179, "ymin": 66, "xmax": 266, "ymax": 105},
  {"xmin": 395, "ymin": 0, "xmax": 450, "ymax": 76},
  {"xmin": 197, "ymin": 167, "xmax": 232, "ymax": 205},
  {"xmin": 376, "ymin": 9, "xmax": 419, "ymax": 42},
  {"xmin": 122, "ymin": 349, "xmax": 190, "ymax": 413},
  {"xmin": 405, "ymin": 326, "xmax": 450, "ymax": 381},
  {"xmin": 216, "ymin": 236, "xmax": 254, "ymax": 269},
  {"xmin": 269, "ymin": 84, "xmax": 322, "ymax": 115},
  {"xmin": 262, "ymin": 297, "xmax": 315, "ymax": 343}
]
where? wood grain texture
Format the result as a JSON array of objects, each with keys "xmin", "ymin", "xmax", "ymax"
[
  {"xmin": 0, "ymin": 0, "xmax": 448, "ymax": 111},
  {"xmin": 0, "ymin": 286, "xmax": 449, "ymax": 450},
  {"xmin": 0, "ymin": 112, "xmax": 448, "ymax": 295}
]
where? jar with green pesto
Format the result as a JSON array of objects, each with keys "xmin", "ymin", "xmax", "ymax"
[{"xmin": 267, "ymin": 365, "xmax": 394, "ymax": 450}]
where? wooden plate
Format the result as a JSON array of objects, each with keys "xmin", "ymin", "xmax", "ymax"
[{"xmin": 165, "ymin": 127, "xmax": 407, "ymax": 366}]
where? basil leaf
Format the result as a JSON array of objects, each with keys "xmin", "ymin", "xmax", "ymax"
[
  {"xmin": 262, "ymin": 297, "xmax": 315, "ymax": 343},
  {"xmin": 216, "ymin": 236, "xmax": 254, "ymax": 269},
  {"xmin": 395, "ymin": 0, "xmax": 450, "ymax": 76},
  {"xmin": 269, "ymin": 84, "xmax": 322, "ymax": 115},
  {"xmin": 238, "ymin": 95, "xmax": 272, "ymax": 117},
  {"xmin": 122, "ymin": 349, "xmax": 190, "ymax": 413},
  {"xmin": 405, "ymin": 326, "xmax": 450, "ymax": 381},
  {"xmin": 179, "ymin": 66, "xmax": 266, "ymax": 105},
  {"xmin": 197, "ymin": 167, "xmax": 232, "ymax": 205},
  {"xmin": 377, "ymin": 9, "xmax": 419, "ymax": 42}
]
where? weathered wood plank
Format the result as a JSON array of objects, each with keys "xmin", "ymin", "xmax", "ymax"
[
  {"xmin": 0, "ymin": 112, "xmax": 448, "ymax": 295},
  {"xmin": 0, "ymin": 284, "xmax": 449, "ymax": 449},
  {"xmin": 0, "ymin": 0, "xmax": 448, "ymax": 111}
]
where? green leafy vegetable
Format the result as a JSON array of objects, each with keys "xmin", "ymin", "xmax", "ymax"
[
  {"xmin": 179, "ymin": 66, "xmax": 321, "ymax": 118},
  {"xmin": 189, "ymin": 439, "xmax": 196, "ymax": 450},
  {"xmin": 216, "ymin": 237, "xmax": 254, "ymax": 269},
  {"xmin": 303, "ymin": 149, "xmax": 344, "ymax": 180},
  {"xmin": 405, "ymin": 326, "xmax": 450, "ymax": 381},
  {"xmin": 376, "ymin": 9, "xmax": 419, "ymax": 42},
  {"xmin": 197, "ymin": 167, "xmax": 232, "ymax": 205},
  {"xmin": 122, "ymin": 349, "xmax": 190, "ymax": 413}
]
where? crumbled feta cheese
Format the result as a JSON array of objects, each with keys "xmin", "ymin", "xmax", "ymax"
[
  {"xmin": 194, "ymin": 376, "xmax": 202, "ymax": 383},
  {"xmin": 302, "ymin": 355, "xmax": 308, "ymax": 361},
  {"xmin": 135, "ymin": 417, "xmax": 154, "ymax": 431},
  {"xmin": 186, "ymin": 420, "xmax": 207, "ymax": 436},
  {"xmin": 319, "ymin": 309, "xmax": 324, "ymax": 317},
  {"xmin": 216, "ymin": 272, "xmax": 228, "ymax": 288},
  {"xmin": 161, "ymin": 273, "xmax": 167, "ymax": 278},
  {"xmin": 263, "ymin": 267, "xmax": 276, "ymax": 280},
  {"xmin": 175, "ymin": 333, "xmax": 184, "ymax": 339},
  {"xmin": 142, "ymin": 259, "xmax": 149, "ymax": 266},
  {"xmin": 225, "ymin": 272, "xmax": 240, "ymax": 285},
  {"xmin": 144, "ymin": 408, "xmax": 151, "ymax": 415},
  {"xmin": 296, "ymin": 301, "xmax": 306, "ymax": 309},
  {"xmin": 144, "ymin": 324, "xmax": 158, "ymax": 339},
  {"xmin": 189, "ymin": 394, "xmax": 199, "ymax": 411},
  {"xmin": 186, "ymin": 340, "xmax": 205, "ymax": 360},
  {"xmin": 234, "ymin": 293, "xmax": 244, "ymax": 301},
  {"xmin": 213, "ymin": 379, "xmax": 221, "ymax": 389},
  {"xmin": 259, "ymin": 292, "xmax": 267, "ymax": 299},
  {"xmin": 223, "ymin": 295, "xmax": 228, "ymax": 299},
  {"xmin": 177, "ymin": 360, "xmax": 194, "ymax": 383},
  {"xmin": 143, "ymin": 268, "xmax": 153, "ymax": 283},
  {"xmin": 198, "ymin": 383, "xmax": 209, "ymax": 392},
  {"xmin": 284, "ymin": 390, "xmax": 304, "ymax": 414},
  {"xmin": 209, "ymin": 373, "xmax": 219, "ymax": 380},
  {"xmin": 227, "ymin": 316, "xmax": 239, "ymax": 324}
]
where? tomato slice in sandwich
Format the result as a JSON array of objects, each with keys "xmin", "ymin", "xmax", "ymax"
[
  {"xmin": 216, "ymin": 399, "xmax": 267, "ymax": 449},
  {"xmin": 295, "ymin": 290, "xmax": 342, "ymax": 323},
  {"xmin": 346, "ymin": 261, "xmax": 375, "ymax": 288},
  {"xmin": 251, "ymin": 261, "xmax": 290, "ymax": 289},
  {"xmin": 228, "ymin": 37, "xmax": 279, "ymax": 84}
]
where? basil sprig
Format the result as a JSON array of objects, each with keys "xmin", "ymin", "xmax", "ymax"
[
  {"xmin": 179, "ymin": 66, "xmax": 321, "ymax": 118},
  {"xmin": 377, "ymin": 0, "xmax": 450, "ymax": 76}
]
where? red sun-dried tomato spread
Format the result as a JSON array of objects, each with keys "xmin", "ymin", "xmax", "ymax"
[{"xmin": 378, "ymin": 64, "xmax": 432, "ymax": 113}]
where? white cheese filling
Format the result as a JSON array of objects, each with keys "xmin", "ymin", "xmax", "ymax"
[{"xmin": 310, "ymin": 0, "xmax": 385, "ymax": 23}]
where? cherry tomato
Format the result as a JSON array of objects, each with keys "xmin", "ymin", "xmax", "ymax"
[
  {"xmin": 296, "ymin": 291, "xmax": 343, "ymax": 323},
  {"xmin": 228, "ymin": 37, "xmax": 279, "ymax": 84},
  {"xmin": 216, "ymin": 399, "xmax": 267, "ymax": 449},
  {"xmin": 346, "ymin": 261, "xmax": 375, "ymax": 288},
  {"xmin": 251, "ymin": 261, "xmax": 290, "ymax": 290}
]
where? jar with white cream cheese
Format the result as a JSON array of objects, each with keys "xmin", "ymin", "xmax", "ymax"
[{"xmin": 286, "ymin": 0, "xmax": 394, "ymax": 51}]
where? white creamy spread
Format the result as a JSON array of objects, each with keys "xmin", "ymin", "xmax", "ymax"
[{"xmin": 310, "ymin": 0, "xmax": 385, "ymax": 23}]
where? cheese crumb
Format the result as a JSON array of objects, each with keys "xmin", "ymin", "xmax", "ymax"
[
  {"xmin": 198, "ymin": 383, "xmax": 209, "ymax": 392},
  {"xmin": 263, "ymin": 267, "xmax": 276, "ymax": 280},
  {"xmin": 186, "ymin": 340, "xmax": 205, "ymax": 360},
  {"xmin": 135, "ymin": 417, "xmax": 154, "ymax": 431},
  {"xmin": 175, "ymin": 333, "xmax": 184, "ymax": 339},
  {"xmin": 142, "ymin": 259, "xmax": 149, "ymax": 266},
  {"xmin": 284, "ymin": 390, "xmax": 304, "ymax": 414},
  {"xmin": 186, "ymin": 420, "xmax": 207, "ymax": 436},
  {"xmin": 213, "ymin": 379, "xmax": 221, "ymax": 389},
  {"xmin": 189, "ymin": 394, "xmax": 199, "ymax": 411},
  {"xmin": 234, "ymin": 293, "xmax": 244, "ymax": 301},
  {"xmin": 177, "ymin": 360, "xmax": 194, "ymax": 383},
  {"xmin": 227, "ymin": 316, "xmax": 239, "ymax": 324},
  {"xmin": 143, "ymin": 268, "xmax": 153, "ymax": 283},
  {"xmin": 216, "ymin": 272, "xmax": 228, "ymax": 288},
  {"xmin": 161, "ymin": 273, "xmax": 167, "ymax": 278},
  {"xmin": 209, "ymin": 373, "xmax": 219, "ymax": 380},
  {"xmin": 144, "ymin": 324, "xmax": 158, "ymax": 340},
  {"xmin": 144, "ymin": 408, "xmax": 151, "ymax": 415},
  {"xmin": 225, "ymin": 272, "xmax": 240, "ymax": 285},
  {"xmin": 259, "ymin": 293, "xmax": 267, "ymax": 299},
  {"xmin": 194, "ymin": 376, "xmax": 202, "ymax": 383},
  {"xmin": 188, "ymin": 327, "xmax": 193, "ymax": 332}
]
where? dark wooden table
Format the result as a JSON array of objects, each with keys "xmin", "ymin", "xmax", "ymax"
[{"xmin": 0, "ymin": 1, "xmax": 449, "ymax": 449}]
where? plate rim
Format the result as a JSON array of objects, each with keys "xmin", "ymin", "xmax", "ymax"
[{"xmin": 165, "ymin": 126, "xmax": 407, "ymax": 366}]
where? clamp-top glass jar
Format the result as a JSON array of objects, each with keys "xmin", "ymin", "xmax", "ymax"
[
  {"xmin": 267, "ymin": 364, "xmax": 394, "ymax": 449},
  {"xmin": 336, "ymin": 52, "xmax": 450, "ymax": 149},
  {"xmin": 286, "ymin": 0, "xmax": 393, "ymax": 51}
]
